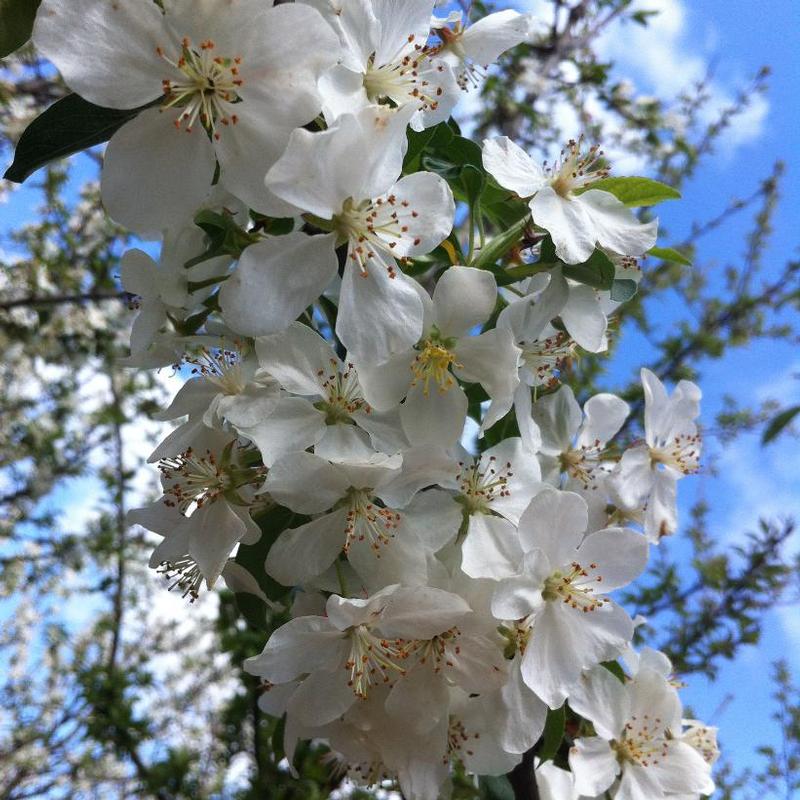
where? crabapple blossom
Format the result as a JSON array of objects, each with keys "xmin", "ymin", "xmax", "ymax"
[
  {"xmin": 482, "ymin": 136, "xmax": 659, "ymax": 263},
  {"xmin": 34, "ymin": 0, "xmax": 340, "ymax": 234},
  {"xmin": 262, "ymin": 450, "xmax": 460, "ymax": 591},
  {"xmin": 17, "ymin": 0, "xmax": 716, "ymax": 790},
  {"xmin": 568, "ymin": 664, "xmax": 715, "ymax": 799},
  {"xmin": 491, "ymin": 487, "xmax": 649, "ymax": 707},
  {"xmin": 264, "ymin": 104, "xmax": 455, "ymax": 362},
  {"xmin": 356, "ymin": 266, "xmax": 521, "ymax": 446},
  {"xmin": 313, "ymin": 0, "xmax": 461, "ymax": 130},
  {"xmin": 129, "ymin": 430, "xmax": 262, "ymax": 592},
  {"xmin": 533, "ymin": 384, "xmax": 629, "ymax": 493},
  {"xmin": 252, "ymin": 322, "xmax": 408, "ymax": 459},
  {"xmin": 431, "ymin": 9, "xmax": 534, "ymax": 90},
  {"xmin": 611, "ymin": 368, "xmax": 702, "ymax": 541}
]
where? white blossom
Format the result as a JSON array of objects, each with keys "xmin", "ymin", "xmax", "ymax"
[{"xmin": 482, "ymin": 136, "xmax": 658, "ymax": 264}]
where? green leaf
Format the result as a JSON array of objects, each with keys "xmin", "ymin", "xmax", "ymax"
[
  {"xmin": 762, "ymin": 405, "xmax": 800, "ymax": 444},
  {"xmin": 421, "ymin": 135, "xmax": 482, "ymax": 184},
  {"xmin": 601, "ymin": 660, "xmax": 627, "ymax": 682},
  {"xmin": 538, "ymin": 704, "xmax": 566, "ymax": 763},
  {"xmin": 585, "ymin": 176, "xmax": 680, "ymax": 207},
  {"xmin": 4, "ymin": 93, "xmax": 148, "ymax": 183},
  {"xmin": 479, "ymin": 775, "xmax": 515, "ymax": 800},
  {"xmin": 460, "ymin": 163, "xmax": 486, "ymax": 208},
  {"xmin": 610, "ymin": 278, "xmax": 639, "ymax": 302},
  {"xmin": 0, "ymin": 0, "xmax": 41, "ymax": 58},
  {"xmin": 493, "ymin": 261, "xmax": 556, "ymax": 287},
  {"xmin": 470, "ymin": 214, "xmax": 531, "ymax": 270},
  {"xmin": 187, "ymin": 208, "xmax": 258, "ymax": 266},
  {"xmin": 648, "ymin": 246, "xmax": 692, "ymax": 266},
  {"xmin": 562, "ymin": 249, "xmax": 616, "ymax": 290},
  {"xmin": 403, "ymin": 125, "xmax": 440, "ymax": 172}
]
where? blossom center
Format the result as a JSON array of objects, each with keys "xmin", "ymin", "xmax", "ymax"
[
  {"xmin": 447, "ymin": 716, "xmax": 480, "ymax": 763},
  {"xmin": 545, "ymin": 137, "xmax": 609, "ymax": 198},
  {"xmin": 433, "ymin": 25, "xmax": 486, "ymax": 90},
  {"xmin": 457, "ymin": 456, "xmax": 513, "ymax": 515},
  {"xmin": 363, "ymin": 43, "xmax": 445, "ymax": 113},
  {"xmin": 156, "ymin": 556, "xmax": 204, "ymax": 602},
  {"xmin": 649, "ymin": 433, "xmax": 701, "ymax": 474},
  {"xmin": 315, "ymin": 358, "xmax": 370, "ymax": 424},
  {"xmin": 612, "ymin": 714, "xmax": 669, "ymax": 767},
  {"xmin": 542, "ymin": 561, "xmax": 606, "ymax": 611},
  {"xmin": 188, "ymin": 348, "xmax": 246, "ymax": 395},
  {"xmin": 342, "ymin": 489, "xmax": 401, "ymax": 554},
  {"xmin": 158, "ymin": 37, "xmax": 243, "ymax": 139},
  {"xmin": 159, "ymin": 448, "xmax": 230, "ymax": 512},
  {"xmin": 158, "ymin": 446, "xmax": 263, "ymax": 512},
  {"xmin": 411, "ymin": 338, "xmax": 460, "ymax": 396},
  {"xmin": 344, "ymin": 624, "xmax": 409, "ymax": 698},
  {"xmin": 334, "ymin": 194, "xmax": 419, "ymax": 277},
  {"xmin": 559, "ymin": 441, "xmax": 604, "ymax": 490},
  {"xmin": 519, "ymin": 331, "xmax": 577, "ymax": 387}
]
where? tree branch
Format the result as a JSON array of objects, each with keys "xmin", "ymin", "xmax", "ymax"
[{"xmin": 0, "ymin": 291, "xmax": 127, "ymax": 312}]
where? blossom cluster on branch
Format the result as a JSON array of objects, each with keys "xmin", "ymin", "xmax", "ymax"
[{"xmin": 13, "ymin": 0, "xmax": 718, "ymax": 797}]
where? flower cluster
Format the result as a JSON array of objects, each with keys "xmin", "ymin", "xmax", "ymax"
[{"xmin": 30, "ymin": 0, "xmax": 715, "ymax": 797}]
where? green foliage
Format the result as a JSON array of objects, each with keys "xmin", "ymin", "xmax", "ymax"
[
  {"xmin": 585, "ymin": 175, "xmax": 681, "ymax": 206},
  {"xmin": 0, "ymin": 0, "xmax": 41, "ymax": 57},
  {"xmin": 538, "ymin": 705, "xmax": 566, "ymax": 763},
  {"xmin": 648, "ymin": 245, "xmax": 693, "ymax": 266},
  {"xmin": 4, "ymin": 93, "xmax": 147, "ymax": 182},
  {"xmin": 762, "ymin": 404, "xmax": 800, "ymax": 444}
]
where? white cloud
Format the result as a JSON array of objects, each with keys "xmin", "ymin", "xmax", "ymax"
[
  {"xmin": 594, "ymin": 0, "xmax": 768, "ymax": 154},
  {"xmin": 515, "ymin": 0, "xmax": 768, "ymax": 156}
]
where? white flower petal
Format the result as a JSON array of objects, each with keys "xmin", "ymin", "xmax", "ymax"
[
  {"xmin": 482, "ymin": 136, "xmax": 546, "ymax": 198},
  {"xmin": 461, "ymin": 514, "xmax": 524, "ymax": 580},
  {"xmin": 120, "ymin": 249, "xmax": 159, "ymax": 297},
  {"xmin": 568, "ymin": 665, "xmax": 630, "ymax": 741},
  {"xmin": 432, "ymin": 266, "xmax": 497, "ymax": 338},
  {"xmin": 186, "ymin": 501, "xmax": 248, "ymax": 587},
  {"xmin": 569, "ymin": 737, "xmax": 619, "ymax": 797},
  {"xmin": 561, "ymin": 284, "xmax": 608, "ymax": 353},
  {"xmin": 578, "ymin": 393, "xmax": 629, "ymax": 448},
  {"xmin": 460, "ymin": 10, "xmax": 531, "ymax": 65},
  {"xmin": 480, "ymin": 437, "xmax": 542, "ymax": 523},
  {"xmin": 576, "ymin": 528, "xmax": 649, "ymax": 591},
  {"xmin": 288, "ymin": 668, "xmax": 356, "ymax": 726},
  {"xmin": 454, "ymin": 328, "xmax": 521, "ymax": 404},
  {"xmin": 263, "ymin": 451, "xmax": 351, "ymax": 513},
  {"xmin": 644, "ymin": 469, "xmax": 679, "ymax": 542},
  {"xmin": 265, "ymin": 508, "xmax": 349, "ymax": 586},
  {"xmin": 531, "ymin": 384, "xmax": 583, "ymax": 455},
  {"xmin": 611, "ymin": 444, "xmax": 653, "ymax": 509},
  {"xmin": 256, "ymin": 322, "xmax": 339, "ymax": 397},
  {"xmin": 530, "ymin": 187, "xmax": 596, "ymax": 264},
  {"xmin": 372, "ymin": 0, "xmax": 435, "ymax": 67},
  {"xmin": 578, "ymin": 189, "xmax": 659, "ymax": 257},
  {"xmin": 220, "ymin": 233, "xmax": 338, "ymax": 338},
  {"xmin": 101, "ymin": 108, "xmax": 215, "ymax": 237},
  {"xmin": 33, "ymin": 0, "xmax": 166, "ymax": 108},
  {"xmin": 376, "ymin": 172, "xmax": 455, "ymax": 258},
  {"xmin": 238, "ymin": 397, "xmax": 326, "ymax": 468},
  {"xmin": 400, "ymin": 382, "xmax": 468, "ymax": 448},
  {"xmin": 337, "ymin": 257, "xmax": 424, "ymax": 364},
  {"xmin": 243, "ymin": 615, "xmax": 345, "ymax": 683},
  {"xmin": 517, "ymin": 487, "xmax": 588, "ymax": 561}
]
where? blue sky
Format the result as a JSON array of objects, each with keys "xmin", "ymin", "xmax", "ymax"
[{"xmin": 2, "ymin": 0, "xmax": 798, "ymax": 791}]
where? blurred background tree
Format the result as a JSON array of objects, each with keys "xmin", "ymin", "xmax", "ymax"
[{"xmin": 1, "ymin": 2, "xmax": 798, "ymax": 798}]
